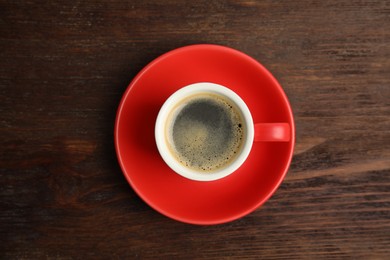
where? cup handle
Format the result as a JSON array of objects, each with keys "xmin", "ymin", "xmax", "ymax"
[{"xmin": 254, "ymin": 123, "xmax": 291, "ymax": 142}]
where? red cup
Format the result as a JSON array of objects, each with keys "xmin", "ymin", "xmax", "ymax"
[
  {"xmin": 115, "ymin": 44, "xmax": 295, "ymax": 224},
  {"xmin": 155, "ymin": 82, "xmax": 291, "ymax": 182}
]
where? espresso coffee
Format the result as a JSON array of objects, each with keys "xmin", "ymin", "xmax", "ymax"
[{"xmin": 165, "ymin": 93, "xmax": 245, "ymax": 172}]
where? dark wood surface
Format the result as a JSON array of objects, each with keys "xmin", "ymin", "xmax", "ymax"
[{"xmin": 1, "ymin": 0, "xmax": 389, "ymax": 258}]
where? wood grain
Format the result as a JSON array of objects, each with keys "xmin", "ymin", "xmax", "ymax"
[{"xmin": 1, "ymin": 0, "xmax": 389, "ymax": 259}]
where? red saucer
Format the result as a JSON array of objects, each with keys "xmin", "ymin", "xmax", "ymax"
[{"xmin": 115, "ymin": 44, "xmax": 295, "ymax": 225}]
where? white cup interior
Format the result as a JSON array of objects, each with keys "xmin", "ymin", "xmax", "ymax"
[{"xmin": 155, "ymin": 82, "xmax": 254, "ymax": 181}]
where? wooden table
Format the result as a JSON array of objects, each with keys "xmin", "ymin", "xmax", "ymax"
[{"xmin": 1, "ymin": 0, "xmax": 389, "ymax": 258}]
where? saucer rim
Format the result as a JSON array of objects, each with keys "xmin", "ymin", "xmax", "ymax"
[{"xmin": 114, "ymin": 44, "xmax": 295, "ymax": 225}]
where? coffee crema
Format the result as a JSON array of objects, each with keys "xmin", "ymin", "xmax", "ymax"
[{"xmin": 165, "ymin": 93, "xmax": 245, "ymax": 172}]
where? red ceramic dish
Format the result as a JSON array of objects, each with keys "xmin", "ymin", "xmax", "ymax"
[{"xmin": 115, "ymin": 44, "xmax": 295, "ymax": 225}]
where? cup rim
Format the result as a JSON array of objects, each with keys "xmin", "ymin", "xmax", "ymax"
[{"xmin": 155, "ymin": 82, "xmax": 254, "ymax": 181}]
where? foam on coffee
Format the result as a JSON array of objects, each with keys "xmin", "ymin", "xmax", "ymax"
[{"xmin": 165, "ymin": 93, "xmax": 245, "ymax": 172}]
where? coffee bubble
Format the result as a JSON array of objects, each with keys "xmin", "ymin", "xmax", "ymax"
[{"xmin": 165, "ymin": 93, "xmax": 245, "ymax": 172}]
